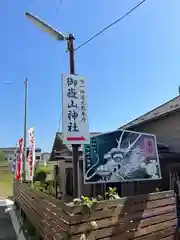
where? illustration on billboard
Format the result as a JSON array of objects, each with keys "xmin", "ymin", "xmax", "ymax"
[{"xmin": 84, "ymin": 129, "xmax": 161, "ymax": 184}]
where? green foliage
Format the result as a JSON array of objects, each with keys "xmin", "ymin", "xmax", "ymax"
[
  {"xmin": 34, "ymin": 181, "xmax": 55, "ymax": 197},
  {"xmin": 0, "ymin": 151, "xmax": 5, "ymax": 162},
  {"xmin": 73, "ymin": 196, "xmax": 99, "ymax": 240},
  {"xmin": 34, "ymin": 166, "xmax": 51, "ymax": 182},
  {"xmin": 73, "ymin": 196, "xmax": 97, "ymax": 208},
  {"xmin": 36, "ymin": 166, "xmax": 51, "ymax": 174},
  {"xmin": 72, "ymin": 187, "xmax": 120, "ymax": 209},
  {"xmin": 72, "ymin": 196, "xmax": 97, "ymax": 215},
  {"xmin": 105, "ymin": 187, "xmax": 120, "ymax": 200}
]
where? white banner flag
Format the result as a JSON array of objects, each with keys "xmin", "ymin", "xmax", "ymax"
[
  {"xmin": 28, "ymin": 127, "xmax": 36, "ymax": 181},
  {"xmin": 62, "ymin": 74, "xmax": 90, "ymax": 144}
]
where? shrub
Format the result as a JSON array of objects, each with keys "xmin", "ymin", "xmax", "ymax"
[
  {"xmin": 34, "ymin": 181, "xmax": 56, "ymax": 197},
  {"xmin": 34, "ymin": 166, "xmax": 51, "ymax": 182}
]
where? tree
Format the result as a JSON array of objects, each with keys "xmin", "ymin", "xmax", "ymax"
[{"xmin": 0, "ymin": 151, "xmax": 5, "ymax": 162}]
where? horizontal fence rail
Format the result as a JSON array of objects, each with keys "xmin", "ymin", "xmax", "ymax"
[{"xmin": 14, "ymin": 182, "xmax": 178, "ymax": 240}]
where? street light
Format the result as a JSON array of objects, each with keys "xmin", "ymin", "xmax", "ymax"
[
  {"xmin": 25, "ymin": 13, "xmax": 67, "ymax": 41},
  {"xmin": 25, "ymin": 12, "xmax": 79, "ymax": 197}
]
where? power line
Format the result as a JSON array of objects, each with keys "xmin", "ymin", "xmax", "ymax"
[
  {"xmin": 53, "ymin": 0, "xmax": 64, "ymax": 17},
  {"xmin": 75, "ymin": 0, "xmax": 146, "ymax": 51},
  {"xmin": 52, "ymin": 0, "xmax": 63, "ymax": 134}
]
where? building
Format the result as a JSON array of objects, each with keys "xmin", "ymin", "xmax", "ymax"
[
  {"xmin": 49, "ymin": 132, "xmax": 102, "ymax": 200},
  {"xmin": 49, "ymin": 94, "xmax": 180, "ymax": 200},
  {"xmin": 119, "ymin": 94, "xmax": 180, "ymax": 196},
  {"xmin": 0, "ymin": 148, "xmax": 16, "ymax": 162},
  {"xmin": 0, "ymin": 147, "xmax": 42, "ymax": 162},
  {"xmin": 121, "ymin": 95, "xmax": 180, "ymax": 152}
]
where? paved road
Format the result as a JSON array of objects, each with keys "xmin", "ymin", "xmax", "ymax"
[{"xmin": 0, "ymin": 201, "xmax": 17, "ymax": 240}]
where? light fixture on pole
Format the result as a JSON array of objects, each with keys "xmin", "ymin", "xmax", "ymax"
[
  {"xmin": 25, "ymin": 12, "xmax": 79, "ymax": 197},
  {"xmin": 25, "ymin": 13, "xmax": 67, "ymax": 41}
]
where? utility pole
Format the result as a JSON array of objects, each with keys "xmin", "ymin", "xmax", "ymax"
[
  {"xmin": 67, "ymin": 34, "xmax": 80, "ymax": 198},
  {"xmin": 25, "ymin": 12, "xmax": 80, "ymax": 197},
  {"xmin": 23, "ymin": 78, "xmax": 28, "ymax": 180}
]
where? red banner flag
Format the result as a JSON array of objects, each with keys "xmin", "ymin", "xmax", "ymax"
[{"xmin": 16, "ymin": 138, "xmax": 23, "ymax": 181}]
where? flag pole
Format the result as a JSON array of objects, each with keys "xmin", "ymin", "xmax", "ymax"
[{"xmin": 23, "ymin": 78, "xmax": 28, "ymax": 181}]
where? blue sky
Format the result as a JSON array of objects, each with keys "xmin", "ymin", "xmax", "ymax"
[{"xmin": 1, "ymin": 0, "xmax": 180, "ymax": 152}]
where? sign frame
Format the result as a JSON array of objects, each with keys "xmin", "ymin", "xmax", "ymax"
[
  {"xmin": 62, "ymin": 73, "xmax": 90, "ymax": 145},
  {"xmin": 83, "ymin": 129, "xmax": 162, "ymax": 184}
]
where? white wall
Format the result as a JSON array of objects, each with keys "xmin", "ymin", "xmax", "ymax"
[{"xmin": 41, "ymin": 152, "xmax": 50, "ymax": 162}]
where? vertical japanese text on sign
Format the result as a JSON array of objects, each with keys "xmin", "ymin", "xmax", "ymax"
[
  {"xmin": 79, "ymin": 78, "xmax": 87, "ymax": 123},
  {"xmin": 62, "ymin": 74, "xmax": 90, "ymax": 144},
  {"xmin": 66, "ymin": 76, "xmax": 79, "ymax": 133}
]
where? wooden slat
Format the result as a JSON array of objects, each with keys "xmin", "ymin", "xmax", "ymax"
[
  {"xmin": 42, "ymin": 199, "xmax": 70, "ymax": 222},
  {"xmin": 19, "ymin": 188, "xmax": 70, "ymax": 236},
  {"xmin": 72, "ymin": 218, "xmax": 177, "ymax": 240},
  {"xmin": 16, "ymin": 193, "xmax": 51, "ymax": 238},
  {"xmin": 69, "ymin": 197, "xmax": 176, "ymax": 226},
  {"xmin": 17, "ymin": 187, "xmax": 67, "ymax": 239},
  {"xmin": 17, "ymin": 194, "xmax": 48, "ymax": 237},
  {"xmin": 70, "ymin": 211, "xmax": 176, "ymax": 235},
  {"xmin": 18, "ymin": 182, "xmax": 71, "ymax": 220},
  {"xmin": 30, "ymin": 187, "xmax": 70, "ymax": 212},
  {"xmin": 16, "ymin": 183, "xmax": 73, "ymax": 239},
  {"xmin": 121, "ymin": 197, "xmax": 176, "ymax": 214},
  {"xmin": 98, "ymin": 218, "xmax": 177, "ymax": 239},
  {"xmin": 67, "ymin": 191, "xmax": 174, "ymax": 214},
  {"xmin": 18, "ymin": 191, "xmax": 49, "ymax": 228},
  {"xmin": 20, "ymin": 189, "xmax": 46, "ymax": 220},
  {"xmin": 160, "ymin": 236, "xmax": 175, "ymax": 240},
  {"xmin": 23, "ymin": 187, "xmax": 70, "ymax": 224},
  {"xmin": 19, "ymin": 182, "xmax": 68, "ymax": 212},
  {"xmin": 24, "ymin": 193, "xmax": 69, "ymax": 239},
  {"xmin": 70, "ymin": 200, "xmax": 176, "ymax": 224},
  {"xmin": 100, "ymin": 227, "xmax": 177, "ymax": 240},
  {"xmin": 14, "ymin": 183, "xmax": 177, "ymax": 240},
  {"xmin": 18, "ymin": 192, "xmax": 68, "ymax": 239}
]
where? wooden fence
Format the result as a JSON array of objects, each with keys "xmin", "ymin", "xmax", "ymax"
[{"xmin": 14, "ymin": 182, "xmax": 178, "ymax": 240}]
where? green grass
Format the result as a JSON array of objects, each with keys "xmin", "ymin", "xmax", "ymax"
[
  {"xmin": 0, "ymin": 161, "xmax": 54, "ymax": 198},
  {"xmin": 0, "ymin": 165, "xmax": 13, "ymax": 198}
]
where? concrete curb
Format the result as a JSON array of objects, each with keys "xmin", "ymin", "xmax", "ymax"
[{"xmin": 5, "ymin": 199, "xmax": 26, "ymax": 240}]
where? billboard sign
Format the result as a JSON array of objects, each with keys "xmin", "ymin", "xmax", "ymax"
[
  {"xmin": 62, "ymin": 74, "xmax": 90, "ymax": 145},
  {"xmin": 84, "ymin": 129, "xmax": 161, "ymax": 184}
]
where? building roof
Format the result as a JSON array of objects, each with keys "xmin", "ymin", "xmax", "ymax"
[
  {"xmin": 121, "ymin": 95, "xmax": 180, "ymax": 129},
  {"xmin": 49, "ymin": 132, "xmax": 102, "ymax": 161},
  {"xmin": 0, "ymin": 147, "xmax": 42, "ymax": 152},
  {"xmin": 0, "ymin": 147, "xmax": 17, "ymax": 152}
]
